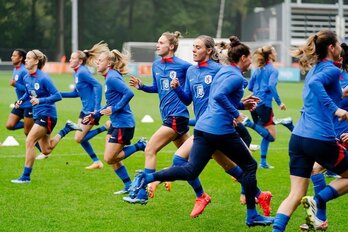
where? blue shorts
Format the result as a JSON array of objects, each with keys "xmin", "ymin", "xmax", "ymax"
[
  {"xmin": 163, "ymin": 116, "xmax": 189, "ymax": 139},
  {"xmin": 289, "ymin": 134, "xmax": 348, "ymax": 178},
  {"xmin": 79, "ymin": 111, "xmax": 100, "ymax": 125},
  {"xmin": 34, "ymin": 115, "xmax": 57, "ymax": 135},
  {"xmin": 11, "ymin": 107, "xmax": 33, "ymax": 118},
  {"xmin": 107, "ymin": 126, "xmax": 135, "ymax": 145},
  {"xmin": 251, "ymin": 104, "xmax": 274, "ymax": 126}
]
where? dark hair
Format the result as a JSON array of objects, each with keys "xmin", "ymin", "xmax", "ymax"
[
  {"xmin": 227, "ymin": 36, "xmax": 250, "ymax": 63},
  {"xmin": 341, "ymin": 43, "xmax": 348, "ymax": 72},
  {"xmin": 14, "ymin": 49, "xmax": 27, "ymax": 64}
]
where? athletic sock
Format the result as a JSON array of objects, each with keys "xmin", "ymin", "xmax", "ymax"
[
  {"xmin": 35, "ymin": 142, "xmax": 42, "ymax": 152},
  {"xmin": 173, "ymin": 154, "xmax": 203, "ymax": 197},
  {"xmin": 311, "ymin": 173, "xmax": 326, "ymax": 195},
  {"xmin": 260, "ymin": 138, "xmax": 270, "ymax": 165},
  {"xmin": 14, "ymin": 121, "xmax": 24, "ymax": 130},
  {"xmin": 81, "ymin": 126, "xmax": 106, "ymax": 143},
  {"xmin": 272, "ymin": 213, "xmax": 290, "ymax": 232},
  {"xmin": 246, "ymin": 120, "xmax": 274, "ymax": 142},
  {"xmin": 115, "ymin": 165, "xmax": 131, "ymax": 188},
  {"xmin": 123, "ymin": 144, "xmax": 138, "ymax": 159},
  {"xmin": 81, "ymin": 141, "xmax": 99, "ymax": 162},
  {"xmin": 315, "ymin": 185, "xmax": 339, "ymax": 221},
  {"xmin": 22, "ymin": 166, "xmax": 32, "ymax": 179},
  {"xmin": 58, "ymin": 124, "xmax": 73, "ymax": 138}
]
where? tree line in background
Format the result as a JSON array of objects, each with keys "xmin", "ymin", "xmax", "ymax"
[{"xmin": 0, "ymin": 0, "xmax": 341, "ymax": 61}]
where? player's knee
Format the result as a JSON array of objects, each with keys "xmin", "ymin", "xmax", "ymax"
[
  {"xmin": 74, "ymin": 135, "xmax": 83, "ymax": 143},
  {"xmin": 5, "ymin": 123, "xmax": 15, "ymax": 130}
]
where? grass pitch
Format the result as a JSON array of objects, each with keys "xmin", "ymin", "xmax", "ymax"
[{"xmin": 0, "ymin": 71, "xmax": 347, "ymax": 232}]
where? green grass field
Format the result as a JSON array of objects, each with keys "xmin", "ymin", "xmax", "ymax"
[{"xmin": 0, "ymin": 71, "xmax": 347, "ymax": 232}]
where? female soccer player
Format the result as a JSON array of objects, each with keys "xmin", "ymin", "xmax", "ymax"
[
  {"xmin": 130, "ymin": 36, "xmax": 274, "ymax": 227},
  {"xmin": 244, "ymin": 45, "xmax": 288, "ymax": 168},
  {"xmin": 124, "ymin": 31, "xmax": 192, "ymax": 204},
  {"xmin": 272, "ymin": 30, "xmax": 348, "ymax": 232},
  {"xmin": 37, "ymin": 42, "xmax": 109, "ymax": 170},
  {"xmin": 84, "ymin": 49, "xmax": 147, "ymax": 194},
  {"xmin": 11, "ymin": 50, "xmax": 64, "ymax": 183}
]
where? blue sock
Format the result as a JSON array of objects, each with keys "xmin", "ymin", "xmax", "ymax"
[
  {"xmin": 22, "ymin": 166, "xmax": 32, "ymax": 179},
  {"xmin": 35, "ymin": 142, "xmax": 41, "ymax": 152},
  {"xmin": 144, "ymin": 168, "xmax": 155, "ymax": 185},
  {"xmin": 311, "ymin": 173, "xmax": 326, "ymax": 195},
  {"xmin": 226, "ymin": 165, "xmax": 243, "ymax": 181},
  {"xmin": 81, "ymin": 126, "xmax": 106, "ymax": 143},
  {"xmin": 249, "ymin": 122, "xmax": 275, "ymax": 142},
  {"xmin": 315, "ymin": 185, "xmax": 339, "ymax": 221},
  {"xmin": 123, "ymin": 145, "xmax": 138, "ymax": 159},
  {"xmin": 246, "ymin": 207, "xmax": 258, "ymax": 219},
  {"xmin": 273, "ymin": 213, "xmax": 290, "ymax": 232},
  {"xmin": 14, "ymin": 121, "xmax": 24, "ymax": 130},
  {"xmin": 260, "ymin": 138, "xmax": 270, "ymax": 165},
  {"xmin": 115, "ymin": 165, "xmax": 131, "ymax": 188},
  {"xmin": 58, "ymin": 124, "xmax": 72, "ymax": 138},
  {"xmin": 81, "ymin": 141, "xmax": 99, "ymax": 162},
  {"xmin": 173, "ymin": 154, "xmax": 203, "ymax": 197}
]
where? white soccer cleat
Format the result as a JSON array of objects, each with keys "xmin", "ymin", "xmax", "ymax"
[
  {"xmin": 36, "ymin": 153, "xmax": 49, "ymax": 160},
  {"xmin": 274, "ymin": 117, "xmax": 292, "ymax": 125},
  {"xmin": 249, "ymin": 144, "xmax": 260, "ymax": 151},
  {"xmin": 66, "ymin": 120, "xmax": 83, "ymax": 131}
]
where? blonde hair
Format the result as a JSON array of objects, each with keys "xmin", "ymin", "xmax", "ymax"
[
  {"xmin": 253, "ymin": 45, "xmax": 276, "ymax": 68},
  {"xmin": 107, "ymin": 49, "xmax": 129, "ymax": 75},
  {"xmin": 31, "ymin": 49, "xmax": 47, "ymax": 69},
  {"xmin": 215, "ymin": 41, "xmax": 229, "ymax": 65},
  {"xmin": 77, "ymin": 41, "xmax": 109, "ymax": 66},
  {"xmin": 162, "ymin": 31, "xmax": 182, "ymax": 52},
  {"xmin": 291, "ymin": 30, "xmax": 338, "ymax": 72}
]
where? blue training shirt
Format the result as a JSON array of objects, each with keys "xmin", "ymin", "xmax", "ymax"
[
  {"xmin": 248, "ymin": 63, "xmax": 282, "ymax": 108},
  {"xmin": 174, "ymin": 59, "xmax": 221, "ymax": 120},
  {"xmin": 12, "ymin": 64, "xmax": 31, "ymax": 108},
  {"xmin": 20, "ymin": 69, "xmax": 62, "ymax": 118},
  {"xmin": 61, "ymin": 65, "xmax": 102, "ymax": 114},
  {"xmin": 139, "ymin": 56, "xmax": 191, "ymax": 121},
  {"xmin": 293, "ymin": 60, "xmax": 341, "ymax": 141},
  {"xmin": 195, "ymin": 65, "xmax": 245, "ymax": 135},
  {"xmin": 103, "ymin": 69, "xmax": 135, "ymax": 128}
]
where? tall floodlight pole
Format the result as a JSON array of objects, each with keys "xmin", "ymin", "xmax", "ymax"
[
  {"xmin": 72, "ymin": 0, "xmax": 78, "ymax": 52},
  {"xmin": 216, "ymin": 0, "xmax": 225, "ymax": 38}
]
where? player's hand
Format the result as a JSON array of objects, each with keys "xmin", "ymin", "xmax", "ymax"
[
  {"xmin": 341, "ymin": 133, "xmax": 348, "ymax": 143},
  {"xmin": 335, "ymin": 108, "xmax": 348, "ymax": 122},
  {"xmin": 279, "ymin": 103, "xmax": 287, "ymax": 110},
  {"xmin": 170, "ymin": 77, "xmax": 179, "ymax": 89},
  {"xmin": 9, "ymin": 79, "xmax": 16, "ymax": 87},
  {"xmin": 129, "ymin": 76, "xmax": 142, "ymax": 89},
  {"xmin": 15, "ymin": 100, "xmax": 22, "ymax": 108},
  {"xmin": 100, "ymin": 106, "xmax": 112, "ymax": 116},
  {"xmin": 30, "ymin": 96, "xmax": 39, "ymax": 105}
]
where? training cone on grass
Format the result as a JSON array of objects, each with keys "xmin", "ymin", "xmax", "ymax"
[
  {"xmin": 141, "ymin": 115, "xmax": 154, "ymax": 123},
  {"xmin": 1, "ymin": 136, "xmax": 19, "ymax": 146}
]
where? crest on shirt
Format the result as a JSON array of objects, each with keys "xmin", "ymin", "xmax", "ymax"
[
  {"xmin": 34, "ymin": 83, "xmax": 40, "ymax": 90},
  {"xmin": 14, "ymin": 74, "xmax": 19, "ymax": 81},
  {"xmin": 195, "ymin": 84, "xmax": 204, "ymax": 98},
  {"xmin": 169, "ymin": 71, "xmax": 177, "ymax": 79},
  {"xmin": 204, "ymin": 75, "xmax": 212, "ymax": 84}
]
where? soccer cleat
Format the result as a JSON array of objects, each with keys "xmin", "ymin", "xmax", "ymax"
[
  {"xmin": 190, "ymin": 193, "xmax": 211, "ymax": 218},
  {"xmin": 259, "ymin": 163, "xmax": 274, "ymax": 169},
  {"xmin": 257, "ymin": 191, "xmax": 272, "ymax": 216},
  {"xmin": 66, "ymin": 120, "xmax": 83, "ymax": 131},
  {"xmin": 274, "ymin": 117, "xmax": 292, "ymax": 125},
  {"xmin": 301, "ymin": 196, "xmax": 328, "ymax": 230},
  {"xmin": 11, "ymin": 176, "xmax": 31, "ymax": 184},
  {"xmin": 36, "ymin": 153, "xmax": 49, "ymax": 160},
  {"xmin": 128, "ymin": 170, "xmax": 146, "ymax": 199},
  {"xmin": 123, "ymin": 188, "xmax": 148, "ymax": 205},
  {"xmin": 114, "ymin": 186, "xmax": 129, "ymax": 195},
  {"xmin": 246, "ymin": 214, "xmax": 274, "ymax": 227},
  {"xmin": 299, "ymin": 221, "xmax": 328, "ymax": 231},
  {"xmin": 136, "ymin": 137, "xmax": 148, "ymax": 151},
  {"xmin": 323, "ymin": 170, "xmax": 341, "ymax": 178},
  {"xmin": 146, "ymin": 182, "xmax": 158, "ymax": 198},
  {"xmin": 163, "ymin": 181, "xmax": 171, "ymax": 192},
  {"xmin": 249, "ymin": 144, "xmax": 260, "ymax": 151},
  {"xmin": 85, "ymin": 161, "xmax": 103, "ymax": 170}
]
